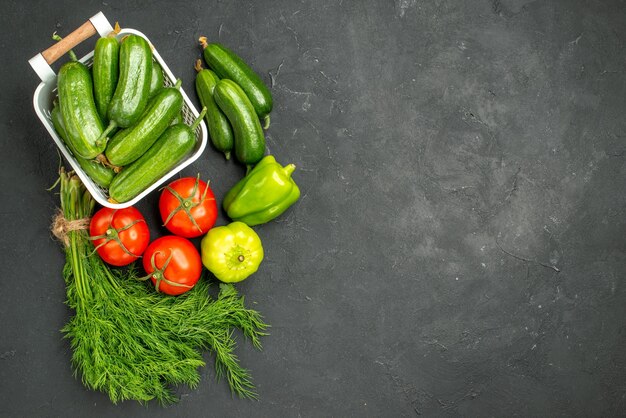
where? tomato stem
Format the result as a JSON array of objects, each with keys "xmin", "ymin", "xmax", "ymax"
[
  {"xmin": 161, "ymin": 174, "xmax": 211, "ymax": 234},
  {"xmin": 88, "ymin": 217, "xmax": 144, "ymax": 258},
  {"xmin": 141, "ymin": 250, "xmax": 193, "ymax": 293}
]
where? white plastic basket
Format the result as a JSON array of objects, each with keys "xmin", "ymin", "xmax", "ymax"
[{"xmin": 29, "ymin": 12, "xmax": 208, "ymax": 209}]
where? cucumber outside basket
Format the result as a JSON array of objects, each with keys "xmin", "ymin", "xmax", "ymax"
[{"xmin": 29, "ymin": 12, "xmax": 208, "ymax": 209}]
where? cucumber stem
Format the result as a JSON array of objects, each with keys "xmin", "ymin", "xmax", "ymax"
[
  {"xmin": 96, "ymin": 153, "xmax": 122, "ymax": 173},
  {"xmin": 262, "ymin": 115, "xmax": 271, "ymax": 130},
  {"xmin": 190, "ymin": 107, "xmax": 207, "ymax": 131},
  {"xmin": 174, "ymin": 79, "xmax": 183, "ymax": 89},
  {"xmin": 52, "ymin": 32, "xmax": 78, "ymax": 62},
  {"xmin": 96, "ymin": 121, "xmax": 118, "ymax": 148},
  {"xmin": 224, "ymin": 151, "xmax": 231, "ymax": 160},
  {"xmin": 194, "ymin": 59, "xmax": 204, "ymax": 73},
  {"xmin": 198, "ymin": 36, "xmax": 209, "ymax": 49}
]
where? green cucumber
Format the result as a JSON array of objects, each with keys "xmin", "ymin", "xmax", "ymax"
[
  {"xmin": 213, "ymin": 79, "xmax": 265, "ymax": 166},
  {"xmin": 109, "ymin": 108, "xmax": 206, "ymax": 203},
  {"xmin": 105, "ymin": 80, "xmax": 183, "ymax": 166},
  {"xmin": 51, "ymin": 104, "xmax": 114, "ymax": 188},
  {"xmin": 170, "ymin": 111, "xmax": 184, "ymax": 126},
  {"xmin": 199, "ymin": 37, "xmax": 272, "ymax": 128},
  {"xmin": 149, "ymin": 60, "xmax": 164, "ymax": 98},
  {"xmin": 57, "ymin": 61, "xmax": 106, "ymax": 159},
  {"xmin": 106, "ymin": 34, "xmax": 153, "ymax": 129},
  {"xmin": 93, "ymin": 35, "xmax": 119, "ymax": 123},
  {"xmin": 194, "ymin": 59, "xmax": 233, "ymax": 159}
]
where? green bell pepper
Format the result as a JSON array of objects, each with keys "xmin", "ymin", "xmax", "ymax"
[{"xmin": 223, "ymin": 155, "xmax": 300, "ymax": 226}]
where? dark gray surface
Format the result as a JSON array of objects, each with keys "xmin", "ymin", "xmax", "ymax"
[{"xmin": 1, "ymin": 0, "xmax": 625, "ymax": 416}]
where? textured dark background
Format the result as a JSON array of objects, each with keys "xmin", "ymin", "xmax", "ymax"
[{"xmin": 1, "ymin": 0, "xmax": 625, "ymax": 416}]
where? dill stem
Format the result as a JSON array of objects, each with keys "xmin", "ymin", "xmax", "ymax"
[{"xmin": 69, "ymin": 236, "xmax": 85, "ymax": 301}]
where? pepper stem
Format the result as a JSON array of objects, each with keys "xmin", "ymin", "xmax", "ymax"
[
  {"xmin": 283, "ymin": 163, "xmax": 296, "ymax": 176},
  {"xmin": 238, "ymin": 255, "xmax": 245, "ymax": 262},
  {"xmin": 262, "ymin": 115, "xmax": 271, "ymax": 130},
  {"xmin": 173, "ymin": 79, "xmax": 183, "ymax": 90}
]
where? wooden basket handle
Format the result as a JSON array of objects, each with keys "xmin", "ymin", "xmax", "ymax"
[
  {"xmin": 42, "ymin": 20, "xmax": 98, "ymax": 65},
  {"xmin": 29, "ymin": 12, "xmax": 115, "ymax": 83}
]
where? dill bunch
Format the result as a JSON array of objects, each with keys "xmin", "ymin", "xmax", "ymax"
[{"xmin": 54, "ymin": 169, "xmax": 268, "ymax": 404}]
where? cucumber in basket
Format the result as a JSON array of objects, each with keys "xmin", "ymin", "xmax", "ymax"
[
  {"xmin": 108, "ymin": 107, "xmax": 207, "ymax": 203},
  {"xmin": 52, "ymin": 32, "xmax": 107, "ymax": 160},
  {"xmin": 57, "ymin": 61, "xmax": 107, "ymax": 159},
  {"xmin": 148, "ymin": 60, "xmax": 165, "ymax": 98},
  {"xmin": 51, "ymin": 103, "xmax": 115, "ymax": 188},
  {"xmin": 93, "ymin": 34, "xmax": 120, "ymax": 124},
  {"xmin": 170, "ymin": 111, "xmax": 184, "ymax": 126},
  {"xmin": 105, "ymin": 80, "xmax": 184, "ymax": 166},
  {"xmin": 106, "ymin": 34, "xmax": 153, "ymax": 129}
]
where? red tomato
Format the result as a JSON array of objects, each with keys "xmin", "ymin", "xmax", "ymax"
[
  {"xmin": 159, "ymin": 176, "xmax": 217, "ymax": 238},
  {"xmin": 89, "ymin": 207, "xmax": 150, "ymax": 266},
  {"xmin": 142, "ymin": 236, "xmax": 202, "ymax": 295}
]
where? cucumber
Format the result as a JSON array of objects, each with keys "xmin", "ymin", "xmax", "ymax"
[
  {"xmin": 57, "ymin": 61, "xmax": 106, "ymax": 159},
  {"xmin": 51, "ymin": 104, "xmax": 114, "ymax": 188},
  {"xmin": 170, "ymin": 111, "xmax": 184, "ymax": 126},
  {"xmin": 148, "ymin": 60, "xmax": 164, "ymax": 98},
  {"xmin": 213, "ymin": 79, "xmax": 265, "ymax": 166},
  {"xmin": 106, "ymin": 34, "xmax": 153, "ymax": 128},
  {"xmin": 92, "ymin": 35, "xmax": 119, "ymax": 123},
  {"xmin": 105, "ymin": 80, "xmax": 183, "ymax": 166},
  {"xmin": 194, "ymin": 59, "xmax": 233, "ymax": 160},
  {"xmin": 109, "ymin": 108, "xmax": 207, "ymax": 203},
  {"xmin": 199, "ymin": 37, "xmax": 272, "ymax": 127}
]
